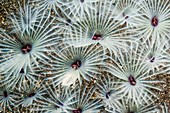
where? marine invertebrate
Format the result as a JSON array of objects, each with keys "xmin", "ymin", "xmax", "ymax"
[
  {"xmin": 95, "ymin": 74, "xmax": 121, "ymax": 109},
  {"xmin": 31, "ymin": 0, "xmax": 64, "ymax": 16},
  {"xmin": 9, "ymin": 1, "xmax": 40, "ymax": 35},
  {"xmin": 107, "ymin": 43, "xmax": 163, "ymax": 105},
  {"xmin": 135, "ymin": 0, "xmax": 170, "ymax": 40},
  {"xmin": 32, "ymin": 0, "xmax": 79, "ymax": 35},
  {"xmin": 34, "ymin": 85, "xmax": 76, "ymax": 112},
  {"xmin": 106, "ymin": 98, "xmax": 159, "ymax": 113},
  {"xmin": 114, "ymin": 0, "xmax": 140, "ymax": 27},
  {"xmin": 62, "ymin": 0, "xmax": 99, "ymax": 17},
  {"xmin": 163, "ymin": 47, "xmax": 170, "ymax": 74},
  {"xmin": 0, "ymin": 63, "xmax": 39, "ymax": 89},
  {"xmin": 66, "ymin": 0, "xmax": 134, "ymax": 55},
  {"xmin": 0, "ymin": 9, "xmax": 58, "ymax": 76},
  {"xmin": 0, "ymin": 86, "xmax": 18, "ymax": 112},
  {"xmin": 15, "ymin": 81, "xmax": 46, "ymax": 107},
  {"xmin": 0, "ymin": 0, "xmax": 169, "ymax": 112},
  {"xmin": 68, "ymin": 85, "xmax": 102, "ymax": 113},
  {"xmin": 54, "ymin": 7, "xmax": 79, "ymax": 36},
  {"xmin": 45, "ymin": 44, "xmax": 104, "ymax": 87},
  {"xmin": 134, "ymin": 38, "xmax": 168, "ymax": 74}
]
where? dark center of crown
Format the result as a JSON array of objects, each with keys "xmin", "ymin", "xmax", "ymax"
[
  {"xmin": 28, "ymin": 92, "xmax": 36, "ymax": 97},
  {"xmin": 128, "ymin": 75, "xmax": 136, "ymax": 86},
  {"xmin": 123, "ymin": 12, "xmax": 129, "ymax": 19},
  {"xmin": 54, "ymin": 101, "xmax": 63, "ymax": 109},
  {"xmin": 128, "ymin": 112, "xmax": 134, "ymax": 113},
  {"xmin": 151, "ymin": 16, "xmax": 158, "ymax": 27},
  {"xmin": 58, "ymin": 101, "xmax": 63, "ymax": 106},
  {"xmin": 71, "ymin": 60, "xmax": 81, "ymax": 69},
  {"xmin": 73, "ymin": 108, "xmax": 82, "ymax": 113},
  {"xmin": 80, "ymin": 0, "xmax": 84, "ymax": 3},
  {"xmin": 20, "ymin": 68, "xmax": 24, "ymax": 73},
  {"xmin": 150, "ymin": 57, "xmax": 155, "ymax": 63},
  {"xmin": 66, "ymin": 19, "xmax": 71, "ymax": 25},
  {"xmin": 21, "ymin": 44, "xmax": 32, "ymax": 54},
  {"xmin": 3, "ymin": 90, "xmax": 8, "ymax": 98},
  {"xmin": 106, "ymin": 91, "xmax": 111, "ymax": 99},
  {"xmin": 92, "ymin": 34, "xmax": 102, "ymax": 40}
]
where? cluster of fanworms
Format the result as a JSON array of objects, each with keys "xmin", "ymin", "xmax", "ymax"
[{"xmin": 0, "ymin": 0, "xmax": 169, "ymax": 113}]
